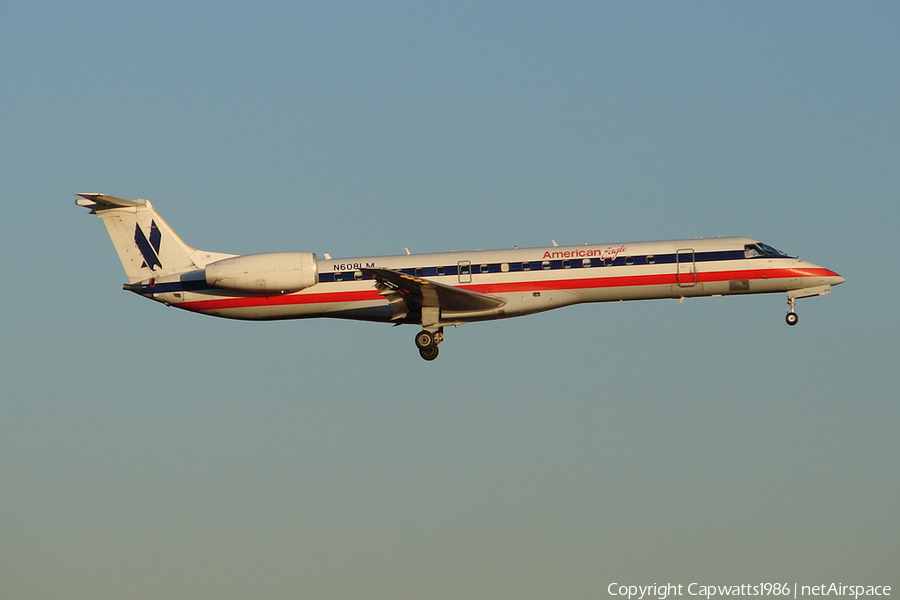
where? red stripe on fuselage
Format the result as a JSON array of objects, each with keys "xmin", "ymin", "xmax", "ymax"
[
  {"xmin": 176, "ymin": 266, "xmax": 837, "ymax": 313},
  {"xmin": 178, "ymin": 289, "xmax": 382, "ymax": 312},
  {"xmin": 468, "ymin": 267, "xmax": 837, "ymax": 294}
]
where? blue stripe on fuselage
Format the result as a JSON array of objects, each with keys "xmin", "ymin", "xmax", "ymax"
[
  {"xmin": 317, "ymin": 249, "xmax": 747, "ymax": 282},
  {"xmin": 130, "ymin": 248, "xmax": 757, "ymax": 293}
]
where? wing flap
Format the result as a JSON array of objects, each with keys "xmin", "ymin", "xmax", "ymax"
[{"xmin": 362, "ymin": 268, "xmax": 506, "ymax": 313}]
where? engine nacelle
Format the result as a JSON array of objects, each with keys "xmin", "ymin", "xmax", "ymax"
[{"xmin": 205, "ymin": 252, "xmax": 318, "ymax": 293}]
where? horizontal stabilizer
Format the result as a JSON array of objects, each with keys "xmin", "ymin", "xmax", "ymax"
[{"xmin": 76, "ymin": 193, "xmax": 147, "ymax": 211}]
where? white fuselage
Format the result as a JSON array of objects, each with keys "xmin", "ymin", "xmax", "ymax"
[
  {"xmin": 76, "ymin": 193, "xmax": 845, "ymax": 360},
  {"xmin": 135, "ymin": 236, "xmax": 843, "ymax": 325}
]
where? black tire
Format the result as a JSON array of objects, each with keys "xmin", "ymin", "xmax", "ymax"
[
  {"xmin": 419, "ymin": 345, "xmax": 439, "ymax": 361},
  {"xmin": 786, "ymin": 312, "xmax": 799, "ymax": 326},
  {"xmin": 415, "ymin": 330, "xmax": 435, "ymax": 349}
]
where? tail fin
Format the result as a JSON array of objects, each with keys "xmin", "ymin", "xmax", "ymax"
[{"xmin": 76, "ymin": 193, "xmax": 204, "ymax": 283}]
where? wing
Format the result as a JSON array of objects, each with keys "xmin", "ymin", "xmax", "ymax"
[{"xmin": 362, "ymin": 268, "xmax": 506, "ymax": 321}]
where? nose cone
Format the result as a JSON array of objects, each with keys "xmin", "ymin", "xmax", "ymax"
[
  {"xmin": 794, "ymin": 261, "xmax": 845, "ymax": 289},
  {"xmin": 825, "ymin": 269, "xmax": 845, "ymax": 286}
]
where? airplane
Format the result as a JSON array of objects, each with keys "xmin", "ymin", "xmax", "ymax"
[{"xmin": 76, "ymin": 193, "xmax": 845, "ymax": 360}]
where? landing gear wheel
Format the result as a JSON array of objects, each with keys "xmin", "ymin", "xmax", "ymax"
[
  {"xmin": 419, "ymin": 345, "xmax": 439, "ymax": 361},
  {"xmin": 415, "ymin": 330, "xmax": 435, "ymax": 350},
  {"xmin": 786, "ymin": 312, "xmax": 799, "ymax": 326}
]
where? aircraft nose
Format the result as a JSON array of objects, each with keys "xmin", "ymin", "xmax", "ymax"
[{"xmin": 799, "ymin": 262, "xmax": 845, "ymax": 288}]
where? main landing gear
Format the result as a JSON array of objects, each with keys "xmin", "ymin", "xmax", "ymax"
[{"xmin": 414, "ymin": 328, "xmax": 444, "ymax": 361}]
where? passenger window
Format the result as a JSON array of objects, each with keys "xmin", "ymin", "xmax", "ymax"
[
  {"xmin": 523, "ymin": 262, "xmax": 532, "ymax": 271},
  {"xmin": 415, "ymin": 268, "xmax": 424, "ymax": 276},
  {"xmin": 626, "ymin": 257, "xmax": 634, "ymax": 265},
  {"xmin": 582, "ymin": 259, "xmax": 591, "ymax": 268},
  {"xmin": 563, "ymin": 260, "xmax": 571, "ymax": 269},
  {"xmin": 334, "ymin": 272, "xmax": 343, "ymax": 282},
  {"xmin": 647, "ymin": 255, "xmax": 655, "ymax": 264},
  {"xmin": 481, "ymin": 264, "xmax": 489, "ymax": 273},
  {"xmin": 604, "ymin": 257, "xmax": 613, "ymax": 266},
  {"xmin": 501, "ymin": 263, "xmax": 509, "ymax": 272},
  {"xmin": 354, "ymin": 271, "xmax": 363, "ymax": 280},
  {"xmin": 542, "ymin": 261, "xmax": 551, "ymax": 270},
  {"xmin": 437, "ymin": 266, "xmax": 445, "ymax": 276}
]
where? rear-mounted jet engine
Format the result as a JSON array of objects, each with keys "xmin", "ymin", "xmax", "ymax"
[{"xmin": 205, "ymin": 251, "xmax": 318, "ymax": 293}]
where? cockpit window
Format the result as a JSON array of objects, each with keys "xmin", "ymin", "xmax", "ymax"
[
  {"xmin": 745, "ymin": 243, "xmax": 789, "ymax": 258},
  {"xmin": 759, "ymin": 243, "xmax": 787, "ymax": 256}
]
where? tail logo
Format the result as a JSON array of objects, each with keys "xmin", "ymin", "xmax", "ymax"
[{"xmin": 134, "ymin": 221, "xmax": 162, "ymax": 270}]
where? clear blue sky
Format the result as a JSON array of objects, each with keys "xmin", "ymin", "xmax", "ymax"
[{"xmin": 2, "ymin": 2, "xmax": 898, "ymax": 598}]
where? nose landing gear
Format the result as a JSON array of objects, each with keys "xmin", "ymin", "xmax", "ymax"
[
  {"xmin": 786, "ymin": 296, "xmax": 799, "ymax": 326},
  {"xmin": 784, "ymin": 284, "xmax": 834, "ymax": 326},
  {"xmin": 414, "ymin": 328, "xmax": 444, "ymax": 361}
]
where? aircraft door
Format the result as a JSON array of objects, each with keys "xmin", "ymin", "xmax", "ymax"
[
  {"xmin": 458, "ymin": 260, "xmax": 472, "ymax": 284},
  {"xmin": 676, "ymin": 249, "xmax": 697, "ymax": 287}
]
